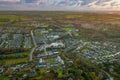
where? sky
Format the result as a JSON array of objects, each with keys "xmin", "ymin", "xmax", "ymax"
[
  {"xmin": 0, "ymin": 0, "xmax": 63, "ymax": 10},
  {"xmin": 0, "ymin": 0, "xmax": 120, "ymax": 11}
]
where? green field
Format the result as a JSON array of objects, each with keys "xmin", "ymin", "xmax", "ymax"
[
  {"xmin": 4, "ymin": 58, "xmax": 28, "ymax": 66},
  {"xmin": 0, "ymin": 15, "xmax": 19, "ymax": 24},
  {"xmin": 1, "ymin": 51, "xmax": 30, "ymax": 66}
]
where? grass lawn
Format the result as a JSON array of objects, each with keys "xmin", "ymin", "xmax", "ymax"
[
  {"xmin": 4, "ymin": 51, "xmax": 31, "ymax": 58},
  {"xmin": 0, "ymin": 22, "xmax": 8, "ymax": 25},
  {"xmin": 0, "ymin": 15, "xmax": 19, "ymax": 22},
  {"xmin": 0, "ymin": 60, "xmax": 4, "ymax": 65},
  {"xmin": 47, "ymin": 59, "xmax": 56, "ymax": 63},
  {"xmin": 63, "ymin": 27, "xmax": 73, "ymax": 31},
  {"xmin": 0, "ymin": 76, "xmax": 9, "ymax": 80},
  {"xmin": 34, "ymin": 76, "xmax": 43, "ymax": 80},
  {"xmin": 38, "ymin": 33, "xmax": 44, "ymax": 37},
  {"xmin": 74, "ymin": 32, "xmax": 79, "ymax": 37},
  {"xmin": 41, "ymin": 24, "xmax": 49, "ymax": 27},
  {"xmin": 2, "ymin": 51, "xmax": 31, "ymax": 66},
  {"xmin": 103, "ymin": 54, "xmax": 112, "ymax": 57},
  {"xmin": 4, "ymin": 58, "xmax": 28, "ymax": 66},
  {"xmin": 57, "ymin": 69, "xmax": 63, "ymax": 78},
  {"xmin": 81, "ymin": 48, "xmax": 89, "ymax": 52}
]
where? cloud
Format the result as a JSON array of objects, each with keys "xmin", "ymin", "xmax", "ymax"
[
  {"xmin": 0, "ymin": 0, "xmax": 21, "ymax": 2},
  {"xmin": 25, "ymin": 0, "xmax": 38, "ymax": 3},
  {"xmin": 0, "ymin": 0, "xmax": 120, "ymax": 11}
]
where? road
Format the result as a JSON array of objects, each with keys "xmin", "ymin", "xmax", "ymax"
[
  {"xmin": 31, "ymin": 30, "xmax": 37, "ymax": 46},
  {"xmin": 100, "ymin": 69, "xmax": 113, "ymax": 80},
  {"xmin": 107, "ymin": 51, "xmax": 120, "ymax": 58},
  {"xmin": 29, "ymin": 30, "xmax": 37, "ymax": 61},
  {"xmin": 111, "ymin": 51, "xmax": 120, "ymax": 56}
]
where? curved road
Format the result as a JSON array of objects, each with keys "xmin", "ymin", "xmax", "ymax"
[
  {"xmin": 110, "ymin": 52, "xmax": 120, "ymax": 57},
  {"xmin": 100, "ymin": 69, "xmax": 113, "ymax": 80}
]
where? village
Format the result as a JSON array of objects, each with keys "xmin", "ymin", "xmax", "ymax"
[{"xmin": 0, "ymin": 24, "xmax": 119, "ymax": 79}]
